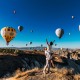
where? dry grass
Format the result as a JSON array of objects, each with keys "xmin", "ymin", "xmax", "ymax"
[
  {"xmin": 74, "ymin": 74, "xmax": 80, "ymax": 80},
  {"xmin": 4, "ymin": 67, "xmax": 79, "ymax": 80},
  {"xmin": 1, "ymin": 50, "xmax": 80, "ymax": 80},
  {"xmin": 5, "ymin": 68, "xmax": 39, "ymax": 80}
]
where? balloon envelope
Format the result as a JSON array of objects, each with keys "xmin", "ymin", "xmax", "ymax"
[
  {"xmin": 69, "ymin": 33, "xmax": 70, "ymax": 35},
  {"xmin": 30, "ymin": 30, "xmax": 33, "ymax": 32},
  {"xmin": 72, "ymin": 16, "xmax": 74, "ymax": 19},
  {"xmin": 13, "ymin": 10, "xmax": 16, "ymax": 14},
  {"xmin": 79, "ymin": 25, "xmax": 80, "ymax": 31},
  {"xmin": 26, "ymin": 44, "xmax": 28, "ymax": 46},
  {"xmin": 1, "ymin": 27, "xmax": 16, "ymax": 45},
  {"xmin": 18, "ymin": 26, "xmax": 23, "ymax": 32},
  {"xmin": 29, "ymin": 42, "xmax": 32, "ymax": 44},
  {"xmin": 41, "ymin": 44, "xmax": 43, "ymax": 47},
  {"xmin": 55, "ymin": 28, "xmax": 64, "ymax": 38},
  {"xmin": 55, "ymin": 44, "xmax": 57, "ymax": 46}
]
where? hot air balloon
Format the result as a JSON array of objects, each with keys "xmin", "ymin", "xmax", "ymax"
[
  {"xmin": 72, "ymin": 16, "xmax": 74, "ymax": 19},
  {"xmin": 13, "ymin": 10, "xmax": 16, "ymax": 14},
  {"xmin": 18, "ymin": 26, "xmax": 23, "ymax": 32},
  {"xmin": 55, "ymin": 28, "xmax": 64, "ymax": 39},
  {"xmin": 1, "ymin": 27, "xmax": 16, "ymax": 45},
  {"xmin": 55, "ymin": 44, "xmax": 57, "ymax": 46},
  {"xmin": 29, "ymin": 42, "xmax": 32, "ymax": 45},
  {"xmin": 26, "ymin": 44, "xmax": 27, "ymax": 46},
  {"xmin": 41, "ymin": 44, "xmax": 43, "ymax": 47},
  {"xmin": 69, "ymin": 33, "xmax": 70, "ymax": 35},
  {"xmin": 30, "ymin": 30, "xmax": 33, "ymax": 32},
  {"xmin": 79, "ymin": 25, "xmax": 80, "ymax": 31}
]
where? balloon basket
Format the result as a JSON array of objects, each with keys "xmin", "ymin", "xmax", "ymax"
[{"xmin": 6, "ymin": 43, "xmax": 9, "ymax": 46}]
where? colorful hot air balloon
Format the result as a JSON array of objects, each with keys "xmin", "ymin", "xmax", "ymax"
[
  {"xmin": 79, "ymin": 25, "xmax": 80, "ymax": 31},
  {"xmin": 55, "ymin": 28, "xmax": 64, "ymax": 39},
  {"xmin": 1, "ymin": 27, "xmax": 16, "ymax": 45},
  {"xmin": 18, "ymin": 26, "xmax": 23, "ymax": 32}
]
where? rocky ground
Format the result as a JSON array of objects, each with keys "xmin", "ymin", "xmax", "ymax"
[
  {"xmin": 0, "ymin": 49, "xmax": 80, "ymax": 80},
  {"xmin": 4, "ymin": 67, "xmax": 80, "ymax": 80}
]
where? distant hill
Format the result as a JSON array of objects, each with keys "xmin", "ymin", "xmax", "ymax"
[{"xmin": 0, "ymin": 47, "xmax": 60, "ymax": 50}]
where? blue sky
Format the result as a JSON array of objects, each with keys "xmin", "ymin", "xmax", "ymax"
[{"xmin": 0, "ymin": 0, "xmax": 80, "ymax": 48}]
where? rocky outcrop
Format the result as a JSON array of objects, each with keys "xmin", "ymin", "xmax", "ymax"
[
  {"xmin": 0, "ymin": 49, "xmax": 80, "ymax": 78},
  {"xmin": 0, "ymin": 53, "xmax": 46, "ymax": 78}
]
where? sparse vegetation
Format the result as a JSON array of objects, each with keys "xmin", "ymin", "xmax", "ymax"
[
  {"xmin": 0, "ymin": 49, "xmax": 80, "ymax": 80},
  {"xmin": 5, "ymin": 68, "xmax": 80, "ymax": 80}
]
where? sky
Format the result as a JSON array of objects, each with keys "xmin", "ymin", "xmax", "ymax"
[{"xmin": 0, "ymin": 0, "xmax": 80, "ymax": 48}]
